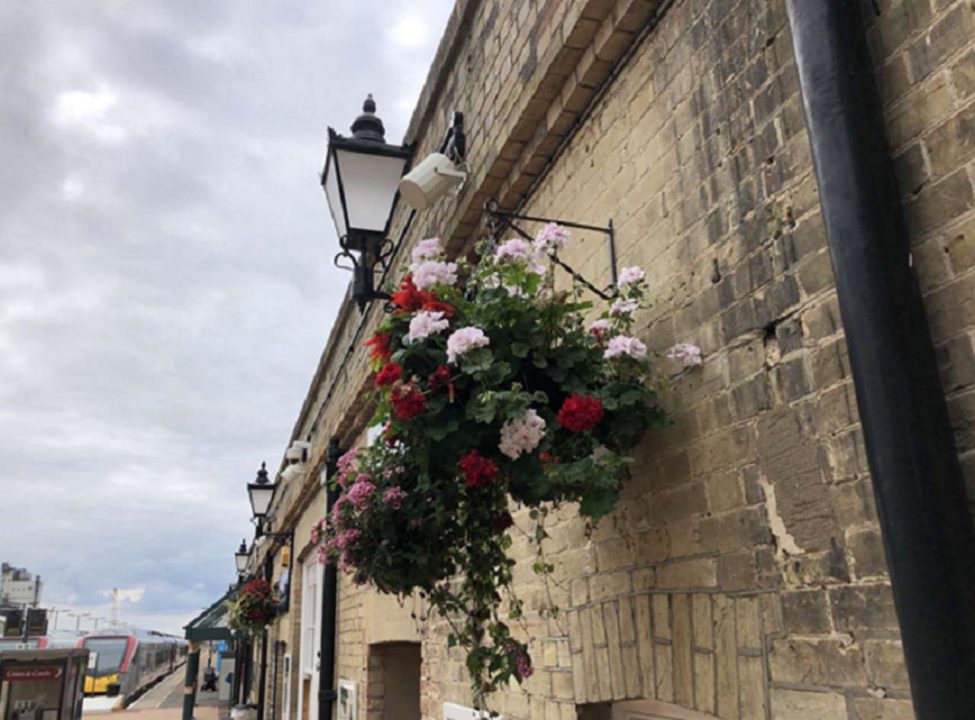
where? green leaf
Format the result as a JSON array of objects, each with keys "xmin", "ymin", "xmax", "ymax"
[
  {"xmin": 511, "ymin": 341, "xmax": 530, "ymax": 358},
  {"xmin": 579, "ymin": 486, "xmax": 619, "ymax": 520}
]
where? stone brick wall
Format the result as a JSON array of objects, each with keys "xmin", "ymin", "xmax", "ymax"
[
  {"xmin": 865, "ymin": 0, "xmax": 975, "ymax": 521},
  {"xmin": 255, "ymin": 0, "xmax": 975, "ymax": 719}
]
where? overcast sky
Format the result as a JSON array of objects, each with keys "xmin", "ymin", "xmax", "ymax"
[{"xmin": 0, "ymin": 0, "xmax": 454, "ymax": 634}]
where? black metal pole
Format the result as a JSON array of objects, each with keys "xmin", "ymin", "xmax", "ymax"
[
  {"xmin": 785, "ymin": 2, "xmax": 975, "ymax": 718},
  {"xmin": 317, "ymin": 486, "xmax": 339, "ymax": 720},
  {"xmin": 241, "ymin": 638, "xmax": 251, "ymax": 706},
  {"xmin": 257, "ymin": 555, "xmax": 272, "ymax": 720},
  {"xmin": 318, "ymin": 440, "xmax": 343, "ymax": 720}
]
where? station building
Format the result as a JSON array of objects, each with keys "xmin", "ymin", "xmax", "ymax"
[{"xmin": 240, "ymin": 1, "xmax": 975, "ymax": 719}]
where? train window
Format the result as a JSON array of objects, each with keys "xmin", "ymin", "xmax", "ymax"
[{"xmin": 84, "ymin": 639, "xmax": 128, "ymax": 675}]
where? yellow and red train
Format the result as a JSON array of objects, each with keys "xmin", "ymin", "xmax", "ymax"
[{"xmin": 78, "ymin": 628, "xmax": 187, "ymax": 697}]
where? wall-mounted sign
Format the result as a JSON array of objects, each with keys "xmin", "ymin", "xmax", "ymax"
[
  {"xmin": 2, "ymin": 666, "xmax": 63, "ymax": 682},
  {"xmin": 337, "ymin": 680, "xmax": 356, "ymax": 720}
]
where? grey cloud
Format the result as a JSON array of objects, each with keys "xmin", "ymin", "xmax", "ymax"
[{"xmin": 0, "ymin": 0, "xmax": 454, "ymax": 630}]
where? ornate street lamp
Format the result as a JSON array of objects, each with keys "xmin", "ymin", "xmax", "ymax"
[
  {"xmin": 247, "ymin": 462, "xmax": 276, "ymax": 524},
  {"xmin": 235, "ymin": 539, "xmax": 250, "ymax": 574},
  {"xmin": 321, "ymin": 95, "xmax": 414, "ymax": 310}
]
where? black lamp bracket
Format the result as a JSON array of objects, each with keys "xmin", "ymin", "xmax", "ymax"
[
  {"xmin": 333, "ymin": 234, "xmax": 396, "ymax": 272},
  {"xmin": 334, "ymin": 234, "xmax": 396, "ymax": 310},
  {"xmin": 441, "ymin": 111, "xmax": 466, "ymax": 163},
  {"xmin": 483, "ymin": 199, "xmax": 619, "ymax": 300}
]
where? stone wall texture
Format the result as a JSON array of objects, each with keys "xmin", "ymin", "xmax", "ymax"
[{"xmin": 252, "ymin": 1, "xmax": 975, "ymax": 719}]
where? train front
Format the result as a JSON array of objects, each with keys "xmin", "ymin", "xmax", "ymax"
[{"xmin": 80, "ymin": 634, "xmax": 134, "ymax": 695}]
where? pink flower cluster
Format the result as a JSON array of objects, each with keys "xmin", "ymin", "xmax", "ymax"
[
  {"xmin": 409, "ymin": 237, "xmax": 457, "ymax": 290},
  {"xmin": 494, "ymin": 238, "xmax": 534, "ymax": 262},
  {"xmin": 504, "ymin": 640, "xmax": 534, "ymax": 680},
  {"xmin": 346, "ymin": 475, "xmax": 376, "ymax": 509},
  {"xmin": 309, "ymin": 518, "xmax": 328, "ymax": 545},
  {"xmin": 499, "ymin": 408, "xmax": 547, "ymax": 460},
  {"xmin": 383, "ymin": 486, "xmax": 407, "ymax": 509},
  {"xmin": 411, "ymin": 260, "xmax": 457, "ymax": 290},
  {"xmin": 617, "ymin": 265, "xmax": 645, "ymax": 287},
  {"xmin": 534, "ymin": 222, "xmax": 569, "ymax": 255},
  {"xmin": 667, "ymin": 342, "xmax": 703, "ymax": 367},
  {"xmin": 411, "ymin": 237, "xmax": 442, "ymax": 263},
  {"xmin": 493, "ymin": 238, "xmax": 546, "ymax": 275},
  {"xmin": 609, "ymin": 298, "xmax": 639, "ymax": 317},
  {"xmin": 604, "ymin": 335, "xmax": 648, "ymax": 360},
  {"xmin": 408, "ymin": 310, "xmax": 449, "ymax": 343},
  {"xmin": 335, "ymin": 448, "xmax": 360, "ymax": 488},
  {"xmin": 446, "ymin": 326, "xmax": 490, "ymax": 364}
]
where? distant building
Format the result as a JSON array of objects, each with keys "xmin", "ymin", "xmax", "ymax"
[{"xmin": 0, "ymin": 563, "xmax": 42, "ymax": 608}]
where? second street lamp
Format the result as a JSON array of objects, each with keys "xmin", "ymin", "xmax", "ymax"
[
  {"xmin": 247, "ymin": 462, "xmax": 276, "ymax": 530},
  {"xmin": 321, "ymin": 94, "xmax": 413, "ymax": 310},
  {"xmin": 235, "ymin": 539, "xmax": 250, "ymax": 575}
]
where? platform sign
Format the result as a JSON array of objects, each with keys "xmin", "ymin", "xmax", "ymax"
[{"xmin": 2, "ymin": 667, "xmax": 63, "ymax": 682}]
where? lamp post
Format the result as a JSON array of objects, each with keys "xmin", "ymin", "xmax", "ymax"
[
  {"xmin": 247, "ymin": 462, "xmax": 276, "ymax": 537},
  {"xmin": 246, "ymin": 461, "xmax": 293, "ymax": 720},
  {"xmin": 321, "ymin": 95, "xmax": 414, "ymax": 310},
  {"xmin": 235, "ymin": 539, "xmax": 250, "ymax": 577}
]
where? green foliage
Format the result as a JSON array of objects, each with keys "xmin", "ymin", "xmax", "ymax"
[
  {"xmin": 312, "ymin": 232, "xmax": 669, "ymax": 703},
  {"xmin": 227, "ymin": 579, "xmax": 278, "ymax": 637}
]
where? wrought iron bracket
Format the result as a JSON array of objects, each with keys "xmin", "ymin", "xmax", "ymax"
[
  {"xmin": 334, "ymin": 233, "xmax": 395, "ymax": 311},
  {"xmin": 483, "ymin": 199, "xmax": 619, "ymax": 300}
]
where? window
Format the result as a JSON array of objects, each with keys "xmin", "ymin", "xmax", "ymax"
[
  {"xmin": 300, "ymin": 561, "xmax": 321, "ymax": 676},
  {"xmin": 282, "ymin": 655, "xmax": 292, "ymax": 720}
]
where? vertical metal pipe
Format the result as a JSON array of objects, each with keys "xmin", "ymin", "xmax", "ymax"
[
  {"xmin": 318, "ymin": 440, "xmax": 343, "ymax": 720},
  {"xmin": 181, "ymin": 642, "xmax": 200, "ymax": 720},
  {"xmin": 317, "ymin": 486, "xmax": 339, "ymax": 720},
  {"xmin": 785, "ymin": 2, "xmax": 975, "ymax": 717},
  {"xmin": 258, "ymin": 554, "xmax": 272, "ymax": 720}
]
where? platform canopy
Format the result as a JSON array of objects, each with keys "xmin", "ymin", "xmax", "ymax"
[{"xmin": 184, "ymin": 589, "xmax": 235, "ymax": 642}]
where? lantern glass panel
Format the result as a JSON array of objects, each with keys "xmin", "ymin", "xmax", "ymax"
[
  {"xmin": 322, "ymin": 151, "xmax": 347, "ymax": 240},
  {"xmin": 333, "ymin": 146, "xmax": 407, "ymax": 234},
  {"xmin": 248, "ymin": 483, "xmax": 275, "ymax": 518}
]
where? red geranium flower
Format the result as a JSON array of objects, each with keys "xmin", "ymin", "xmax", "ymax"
[
  {"xmin": 428, "ymin": 365, "xmax": 452, "ymax": 391},
  {"xmin": 375, "ymin": 363, "xmax": 402, "ymax": 388},
  {"xmin": 365, "ymin": 332, "xmax": 393, "ymax": 364},
  {"xmin": 556, "ymin": 393, "xmax": 605, "ymax": 433},
  {"xmin": 391, "ymin": 275, "xmax": 431, "ymax": 313},
  {"xmin": 390, "ymin": 386, "xmax": 427, "ymax": 420},
  {"xmin": 422, "ymin": 298, "xmax": 456, "ymax": 317},
  {"xmin": 491, "ymin": 511, "xmax": 514, "ymax": 532},
  {"xmin": 458, "ymin": 450, "xmax": 498, "ymax": 488}
]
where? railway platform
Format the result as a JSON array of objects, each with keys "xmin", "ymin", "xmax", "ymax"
[{"xmin": 83, "ymin": 660, "xmax": 229, "ymax": 720}]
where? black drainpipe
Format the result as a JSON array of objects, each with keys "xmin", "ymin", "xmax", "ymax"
[
  {"xmin": 318, "ymin": 439, "xmax": 343, "ymax": 720},
  {"xmin": 785, "ymin": 2, "xmax": 975, "ymax": 718}
]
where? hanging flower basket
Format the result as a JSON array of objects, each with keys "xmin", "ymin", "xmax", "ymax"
[
  {"xmin": 227, "ymin": 579, "xmax": 278, "ymax": 636},
  {"xmin": 313, "ymin": 226, "xmax": 668, "ymax": 699}
]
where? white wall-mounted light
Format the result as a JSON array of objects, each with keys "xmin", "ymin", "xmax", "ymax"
[
  {"xmin": 284, "ymin": 441, "xmax": 311, "ymax": 464},
  {"xmin": 398, "ymin": 112, "xmax": 467, "ymax": 211},
  {"xmin": 398, "ymin": 152, "xmax": 467, "ymax": 210}
]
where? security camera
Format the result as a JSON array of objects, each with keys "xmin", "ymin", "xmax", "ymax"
[
  {"xmin": 398, "ymin": 111, "xmax": 467, "ymax": 211},
  {"xmin": 284, "ymin": 441, "xmax": 311, "ymax": 465},
  {"xmin": 399, "ymin": 153, "xmax": 467, "ymax": 210},
  {"xmin": 280, "ymin": 463, "xmax": 304, "ymax": 483}
]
